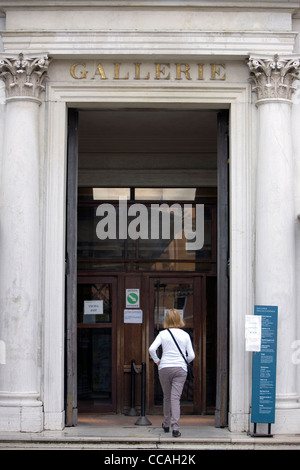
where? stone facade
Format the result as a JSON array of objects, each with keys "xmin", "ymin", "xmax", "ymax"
[{"xmin": 0, "ymin": 1, "xmax": 300, "ymax": 435}]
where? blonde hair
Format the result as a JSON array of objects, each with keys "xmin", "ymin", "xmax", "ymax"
[{"xmin": 163, "ymin": 309, "xmax": 185, "ymax": 329}]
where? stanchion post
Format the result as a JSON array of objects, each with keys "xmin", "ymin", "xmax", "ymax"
[
  {"xmin": 125, "ymin": 359, "xmax": 139, "ymax": 416},
  {"xmin": 135, "ymin": 362, "xmax": 152, "ymax": 426}
]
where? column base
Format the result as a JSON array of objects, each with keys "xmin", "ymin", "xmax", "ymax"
[
  {"xmin": 229, "ymin": 406, "xmax": 300, "ymax": 435},
  {"xmin": 271, "ymin": 395, "xmax": 300, "ymax": 434},
  {"xmin": 272, "ymin": 408, "xmax": 300, "ymax": 434},
  {"xmin": 276, "ymin": 393, "xmax": 300, "ymax": 409},
  {"xmin": 0, "ymin": 393, "xmax": 43, "ymax": 432}
]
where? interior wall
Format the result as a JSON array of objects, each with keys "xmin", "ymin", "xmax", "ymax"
[{"xmin": 78, "ymin": 109, "xmax": 218, "ymax": 188}]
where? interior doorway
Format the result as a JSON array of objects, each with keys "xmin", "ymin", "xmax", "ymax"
[{"xmin": 66, "ymin": 108, "xmax": 229, "ymax": 426}]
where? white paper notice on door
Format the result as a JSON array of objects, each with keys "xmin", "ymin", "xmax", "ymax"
[
  {"xmin": 124, "ymin": 309, "xmax": 143, "ymax": 324},
  {"xmin": 84, "ymin": 300, "xmax": 103, "ymax": 315},
  {"xmin": 245, "ymin": 314, "xmax": 261, "ymax": 352}
]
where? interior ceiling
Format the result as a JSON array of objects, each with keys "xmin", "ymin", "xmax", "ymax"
[{"xmin": 78, "ymin": 109, "xmax": 218, "ymax": 188}]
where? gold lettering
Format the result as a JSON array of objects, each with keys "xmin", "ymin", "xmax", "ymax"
[
  {"xmin": 175, "ymin": 63, "xmax": 191, "ymax": 80},
  {"xmin": 95, "ymin": 63, "xmax": 107, "ymax": 79},
  {"xmin": 210, "ymin": 64, "xmax": 226, "ymax": 80},
  {"xmin": 197, "ymin": 64, "xmax": 204, "ymax": 80},
  {"xmin": 114, "ymin": 63, "xmax": 129, "ymax": 80},
  {"xmin": 134, "ymin": 63, "xmax": 150, "ymax": 80},
  {"xmin": 69, "ymin": 62, "xmax": 228, "ymax": 82},
  {"xmin": 70, "ymin": 63, "xmax": 88, "ymax": 79},
  {"xmin": 155, "ymin": 63, "xmax": 170, "ymax": 80}
]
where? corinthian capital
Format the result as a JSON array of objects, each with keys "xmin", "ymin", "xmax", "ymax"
[
  {"xmin": 0, "ymin": 53, "xmax": 50, "ymax": 99},
  {"xmin": 247, "ymin": 54, "xmax": 300, "ymax": 102}
]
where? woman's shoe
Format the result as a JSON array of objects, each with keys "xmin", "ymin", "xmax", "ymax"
[
  {"xmin": 162, "ymin": 424, "xmax": 169, "ymax": 433},
  {"xmin": 172, "ymin": 430, "xmax": 181, "ymax": 438}
]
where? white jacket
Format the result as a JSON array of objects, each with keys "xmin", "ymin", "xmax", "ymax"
[{"xmin": 149, "ymin": 328, "xmax": 195, "ymax": 371}]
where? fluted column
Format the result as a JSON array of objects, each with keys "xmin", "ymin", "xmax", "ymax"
[
  {"xmin": 0, "ymin": 53, "xmax": 50, "ymax": 431},
  {"xmin": 248, "ymin": 55, "xmax": 300, "ymax": 432}
]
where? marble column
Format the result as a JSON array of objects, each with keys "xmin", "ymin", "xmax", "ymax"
[
  {"xmin": 248, "ymin": 55, "xmax": 300, "ymax": 432},
  {"xmin": 0, "ymin": 53, "xmax": 50, "ymax": 431}
]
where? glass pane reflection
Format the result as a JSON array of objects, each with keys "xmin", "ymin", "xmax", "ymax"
[
  {"xmin": 77, "ymin": 328, "xmax": 112, "ymax": 408},
  {"xmin": 135, "ymin": 188, "xmax": 196, "ymax": 201},
  {"xmin": 78, "ymin": 206, "xmax": 125, "ymax": 260},
  {"xmin": 77, "ymin": 187, "xmax": 216, "ymax": 273},
  {"xmin": 77, "ymin": 283, "xmax": 112, "ymax": 324},
  {"xmin": 153, "ymin": 282, "xmax": 194, "ymax": 405}
]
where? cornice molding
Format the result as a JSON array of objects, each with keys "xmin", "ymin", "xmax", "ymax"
[
  {"xmin": 1, "ymin": 30, "xmax": 297, "ymax": 58},
  {"xmin": 0, "ymin": 1, "xmax": 299, "ymax": 12}
]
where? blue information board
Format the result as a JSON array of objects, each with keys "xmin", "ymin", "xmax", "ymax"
[{"xmin": 251, "ymin": 305, "xmax": 278, "ymax": 424}]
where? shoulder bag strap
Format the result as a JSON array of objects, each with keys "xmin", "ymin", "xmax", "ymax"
[{"xmin": 167, "ymin": 329, "xmax": 188, "ymax": 365}]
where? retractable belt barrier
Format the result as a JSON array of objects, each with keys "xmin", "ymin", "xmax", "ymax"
[{"xmin": 126, "ymin": 359, "xmax": 152, "ymax": 426}]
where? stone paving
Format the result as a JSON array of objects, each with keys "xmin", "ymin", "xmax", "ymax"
[{"xmin": 0, "ymin": 415, "xmax": 300, "ymax": 450}]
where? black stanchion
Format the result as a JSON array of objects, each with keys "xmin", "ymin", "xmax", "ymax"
[
  {"xmin": 125, "ymin": 359, "xmax": 140, "ymax": 416},
  {"xmin": 135, "ymin": 362, "xmax": 152, "ymax": 426}
]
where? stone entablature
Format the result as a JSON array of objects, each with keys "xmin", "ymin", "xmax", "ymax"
[
  {"xmin": 0, "ymin": 0, "xmax": 298, "ymax": 32},
  {"xmin": 0, "ymin": 31, "xmax": 297, "ymax": 58},
  {"xmin": 0, "ymin": 1, "xmax": 298, "ymax": 58}
]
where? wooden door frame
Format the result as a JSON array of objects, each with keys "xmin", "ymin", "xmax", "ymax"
[
  {"xmin": 77, "ymin": 275, "xmax": 118, "ymax": 413},
  {"xmin": 215, "ymin": 109, "xmax": 229, "ymax": 427},
  {"xmin": 65, "ymin": 108, "xmax": 78, "ymax": 426},
  {"xmin": 147, "ymin": 274, "xmax": 203, "ymax": 415}
]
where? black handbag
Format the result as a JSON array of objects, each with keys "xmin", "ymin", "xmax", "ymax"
[{"xmin": 167, "ymin": 329, "xmax": 194, "ymax": 381}]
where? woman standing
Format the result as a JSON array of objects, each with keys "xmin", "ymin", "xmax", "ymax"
[{"xmin": 149, "ymin": 309, "xmax": 195, "ymax": 437}]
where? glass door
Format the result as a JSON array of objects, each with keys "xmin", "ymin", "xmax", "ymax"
[
  {"xmin": 149, "ymin": 276, "xmax": 203, "ymax": 414},
  {"xmin": 77, "ymin": 277, "xmax": 117, "ymax": 412}
]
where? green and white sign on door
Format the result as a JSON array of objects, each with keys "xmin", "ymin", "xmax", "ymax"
[{"xmin": 126, "ymin": 289, "xmax": 140, "ymax": 308}]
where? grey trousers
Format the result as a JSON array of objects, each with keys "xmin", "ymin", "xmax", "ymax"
[{"xmin": 158, "ymin": 367, "xmax": 187, "ymax": 431}]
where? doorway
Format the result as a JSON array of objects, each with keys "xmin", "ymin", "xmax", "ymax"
[
  {"xmin": 149, "ymin": 276, "xmax": 217, "ymax": 415},
  {"xmin": 77, "ymin": 277, "xmax": 117, "ymax": 412},
  {"xmin": 66, "ymin": 108, "xmax": 229, "ymax": 425},
  {"xmin": 76, "ymin": 273, "xmax": 217, "ymax": 416},
  {"xmin": 76, "ymin": 188, "xmax": 217, "ymax": 415}
]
